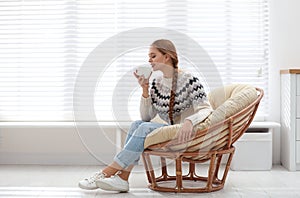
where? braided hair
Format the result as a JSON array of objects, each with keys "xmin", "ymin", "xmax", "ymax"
[{"xmin": 151, "ymin": 39, "xmax": 178, "ymax": 125}]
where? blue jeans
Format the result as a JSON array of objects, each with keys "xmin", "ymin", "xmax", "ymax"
[{"xmin": 114, "ymin": 120, "xmax": 167, "ymax": 169}]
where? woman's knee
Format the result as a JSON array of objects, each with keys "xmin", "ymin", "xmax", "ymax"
[
  {"xmin": 127, "ymin": 120, "xmax": 144, "ymax": 135},
  {"xmin": 133, "ymin": 122, "xmax": 159, "ymax": 137}
]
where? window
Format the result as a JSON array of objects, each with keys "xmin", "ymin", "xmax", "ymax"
[{"xmin": 0, "ymin": 0, "xmax": 269, "ymax": 122}]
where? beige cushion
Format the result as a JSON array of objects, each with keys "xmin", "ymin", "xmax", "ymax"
[
  {"xmin": 208, "ymin": 84, "xmax": 255, "ymax": 110},
  {"xmin": 144, "ymin": 84, "xmax": 258, "ymax": 149},
  {"xmin": 207, "ymin": 84, "xmax": 257, "ymax": 125}
]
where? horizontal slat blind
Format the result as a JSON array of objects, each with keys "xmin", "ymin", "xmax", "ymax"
[
  {"xmin": 185, "ymin": 0, "xmax": 269, "ymax": 120},
  {"xmin": 0, "ymin": 0, "xmax": 269, "ymax": 122}
]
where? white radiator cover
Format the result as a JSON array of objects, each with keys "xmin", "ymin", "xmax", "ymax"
[{"xmin": 231, "ymin": 128, "xmax": 273, "ymax": 171}]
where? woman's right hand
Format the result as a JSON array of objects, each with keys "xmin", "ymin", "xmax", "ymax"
[
  {"xmin": 134, "ymin": 71, "xmax": 150, "ymax": 97},
  {"xmin": 134, "ymin": 71, "xmax": 149, "ymax": 88}
]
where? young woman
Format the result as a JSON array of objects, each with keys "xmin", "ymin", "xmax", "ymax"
[{"xmin": 78, "ymin": 39, "xmax": 212, "ymax": 192}]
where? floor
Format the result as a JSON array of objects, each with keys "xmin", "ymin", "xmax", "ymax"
[{"xmin": 0, "ymin": 164, "xmax": 300, "ymax": 198}]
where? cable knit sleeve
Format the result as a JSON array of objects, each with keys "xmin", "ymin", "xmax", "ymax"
[
  {"xmin": 185, "ymin": 77, "xmax": 213, "ymax": 126},
  {"xmin": 140, "ymin": 96, "xmax": 157, "ymax": 122}
]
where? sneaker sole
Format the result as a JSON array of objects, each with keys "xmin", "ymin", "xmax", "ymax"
[
  {"xmin": 78, "ymin": 183, "xmax": 98, "ymax": 190},
  {"xmin": 96, "ymin": 180, "xmax": 129, "ymax": 192}
]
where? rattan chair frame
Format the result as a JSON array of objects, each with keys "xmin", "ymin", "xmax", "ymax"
[{"xmin": 142, "ymin": 88, "xmax": 264, "ymax": 193}]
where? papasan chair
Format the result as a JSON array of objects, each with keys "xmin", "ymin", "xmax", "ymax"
[{"xmin": 142, "ymin": 84, "xmax": 264, "ymax": 193}]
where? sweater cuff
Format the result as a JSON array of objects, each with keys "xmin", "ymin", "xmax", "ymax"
[{"xmin": 140, "ymin": 95, "xmax": 151, "ymax": 105}]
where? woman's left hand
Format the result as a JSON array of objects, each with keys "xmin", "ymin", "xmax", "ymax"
[{"xmin": 177, "ymin": 120, "xmax": 194, "ymax": 143}]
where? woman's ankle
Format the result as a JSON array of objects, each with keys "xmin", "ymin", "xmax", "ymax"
[
  {"xmin": 102, "ymin": 167, "xmax": 119, "ymax": 177},
  {"xmin": 117, "ymin": 170, "xmax": 130, "ymax": 181},
  {"xmin": 118, "ymin": 174, "xmax": 128, "ymax": 181}
]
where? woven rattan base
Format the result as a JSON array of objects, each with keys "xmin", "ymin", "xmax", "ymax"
[{"xmin": 142, "ymin": 147, "xmax": 235, "ymax": 193}]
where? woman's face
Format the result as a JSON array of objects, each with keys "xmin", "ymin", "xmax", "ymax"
[{"xmin": 148, "ymin": 46, "xmax": 168, "ymax": 71}]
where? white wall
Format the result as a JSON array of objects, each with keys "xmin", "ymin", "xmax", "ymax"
[
  {"xmin": 268, "ymin": 0, "xmax": 300, "ymax": 121},
  {"xmin": 270, "ymin": 0, "xmax": 300, "ymax": 69},
  {"xmin": 0, "ymin": 125, "xmax": 121, "ymax": 165}
]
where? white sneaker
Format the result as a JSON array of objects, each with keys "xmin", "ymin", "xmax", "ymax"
[
  {"xmin": 96, "ymin": 175, "xmax": 129, "ymax": 192},
  {"xmin": 78, "ymin": 172, "xmax": 106, "ymax": 190}
]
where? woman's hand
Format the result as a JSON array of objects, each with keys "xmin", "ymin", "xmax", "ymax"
[
  {"xmin": 134, "ymin": 71, "xmax": 150, "ymax": 98},
  {"xmin": 177, "ymin": 120, "xmax": 194, "ymax": 144},
  {"xmin": 133, "ymin": 71, "xmax": 149, "ymax": 88}
]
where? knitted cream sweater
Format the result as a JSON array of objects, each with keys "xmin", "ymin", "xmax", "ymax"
[{"xmin": 140, "ymin": 70, "xmax": 213, "ymax": 125}]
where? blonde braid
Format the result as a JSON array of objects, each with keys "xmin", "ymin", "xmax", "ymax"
[{"xmin": 169, "ymin": 66, "xmax": 178, "ymax": 125}]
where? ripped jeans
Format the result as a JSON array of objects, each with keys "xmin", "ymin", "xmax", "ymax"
[{"xmin": 113, "ymin": 120, "xmax": 167, "ymax": 169}]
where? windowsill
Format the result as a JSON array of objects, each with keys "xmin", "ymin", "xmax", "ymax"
[
  {"xmin": 0, "ymin": 121, "xmax": 132, "ymax": 128},
  {"xmin": 0, "ymin": 121, "xmax": 280, "ymax": 128},
  {"xmin": 249, "ymin": 121, "xmax": 280, "ymax": 129}
]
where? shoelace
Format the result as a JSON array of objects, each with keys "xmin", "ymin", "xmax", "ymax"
[{"xmin": 87, "ymin": 172, "xmax": 104, "ymax": 184}]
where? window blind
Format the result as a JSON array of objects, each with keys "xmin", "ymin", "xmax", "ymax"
[{"xmin": 0, "ymin": 0, "xmax": 269, "ymax": 122}]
